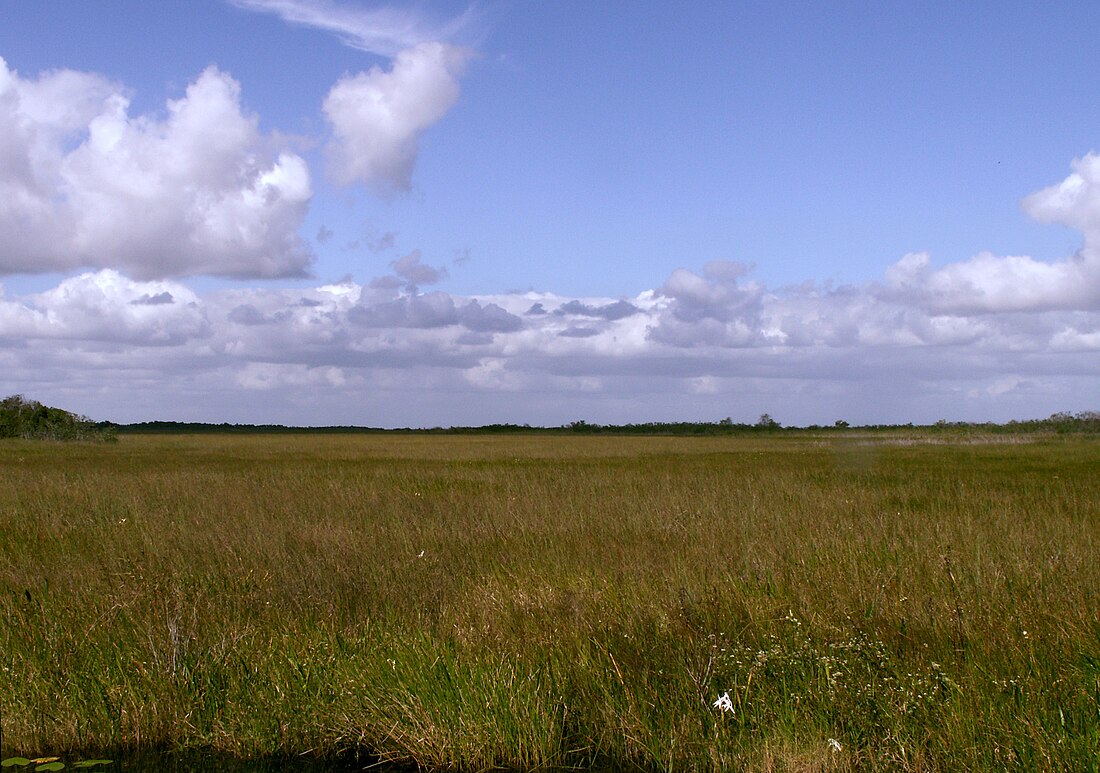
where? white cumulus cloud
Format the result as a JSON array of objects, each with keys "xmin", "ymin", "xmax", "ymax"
[
  {"xmin": 323, "ymin": 42, "xmax": 473, "ymax": 191},
  {"xmin": 876, "ymin": 153, "xmax": 1100, "ymax": 315},
  {"xmin": 0, "ymin": 270, "xmax": 208, "ymax": 345},
  {"xmin": 1023, "ymin": 152, "xmax": 1100, "ymax": 245},
  {"xmin": 881, "ymin": 250, "xmax": 1097, "ymax": 314},
  {"xmin": 0, "ymin": 58, "xmax": 313, "ymax": 279}
]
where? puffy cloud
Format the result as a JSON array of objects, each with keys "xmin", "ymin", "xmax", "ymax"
[
  {"xmin": 131, "ymin": 291, "xmax": 175, "ymax": 306},
  {"xmin": 349, "ymin": 291, "xmax": 458, "ymax": 328},
  {"xmin": 368, "ymin": 274, "xmax": 405, "ymax": 291},
  {"xmin": 228, "ymin": 304, "xmax": 271, "ymax": 326},
  {"xmin": 391, "ymin": 249, "xmax": 447, "ymax": 286},
  {"xmin": 345, "ymin": 289, "xmax": 522, "ymax": 336},
  {"xmin": 458, "ymin": 300, "xmax": 523, "ymax": 333},
  {"xmin": 0, "ymin": 58, "xmax": 313, "ymax": 279},
  {"xmin": 656, "ymin": 261, "xmax": 762, "ymax": 321},
  {"xmin": 1023, "ymin": 152, "xmax": 1100, "ymax": 245},
  {"xmin": 881, "ymin": 250, "xmax": 1097, "ymax": 314},
  {"xmin": 0, "ymin": 270, "xmax": 208, "ymax": 345},
  {"xmin": 647, "ymin": 260, "xmax": 767, "ymax": 347},
  {"xmin": 323, "ymin": 42, "xmax": 473, "ymax": 191},
  {"xmin": 236, "ymin": 362, "xmax": 347, "ymax": 391},
  {"xmin": 558, "ymin": 326, "xmax": 601, "ymax": 339},
  {"xmin": 463, "ymin": 358, "xmax": 524, "ymax": 391},
  {"xmin": 368, "ymin": 232, "xmax": 397, "ymax": 253},
  {"xmin": 874, "ymin": 153, "xmax": 1100, "ymax": 315},
  {"xmin": 555, "ymin": 299, "xmax": 640, "ymax": 320}
]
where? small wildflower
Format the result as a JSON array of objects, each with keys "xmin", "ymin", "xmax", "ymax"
[
  {"xmin": 828, "ymin": 738, "xmax": 842, "ymax": 752},
  {"xmin": 713, "ymin": 692, "xmax": 734, "ymax": 713}
]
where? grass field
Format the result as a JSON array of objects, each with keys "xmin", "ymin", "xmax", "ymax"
[{"xmin": 1, "ymin": 432, "xmax": 1098, "ymax": 771}]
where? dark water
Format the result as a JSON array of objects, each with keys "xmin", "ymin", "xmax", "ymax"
[{"xmin": 113, "ymin": 754, "xmax": 354, "ymax": 772}]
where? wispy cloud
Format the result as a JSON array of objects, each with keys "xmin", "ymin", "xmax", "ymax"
[{"xmin": 228, "ymin": 0, "xmax": 479, "ymax": 57}]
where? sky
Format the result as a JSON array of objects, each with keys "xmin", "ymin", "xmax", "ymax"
[{"xmin": 1, "ymin": 0, "xmax": 1099, "ymax": 427}]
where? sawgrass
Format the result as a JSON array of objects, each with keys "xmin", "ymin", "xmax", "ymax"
[{"xmin": 1, "ymin": 432, "xmax": 1098, "ymax": 770}]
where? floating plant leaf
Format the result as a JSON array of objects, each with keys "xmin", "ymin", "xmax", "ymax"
[
  {"xmin": 34, "ymin": 765, "xmax": 64, "ymax": 772},
  {"xmin": 72, "ymin": 763, "xmax": 112, "ymax": 769},
  {"xmin": 2, "ymin": 759, "xmax": 32, "ymax": 768}
]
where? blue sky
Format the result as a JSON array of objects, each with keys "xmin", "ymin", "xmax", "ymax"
[{"xmin": 1, "ymin": 1, "xmax": 1099, "ymax": 426}]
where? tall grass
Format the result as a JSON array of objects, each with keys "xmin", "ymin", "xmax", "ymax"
[{"xmin": 1, "ymin": 433, "xmax": 1098, "ymax": 770}]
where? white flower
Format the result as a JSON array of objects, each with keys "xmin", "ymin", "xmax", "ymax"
[
  {"xmin": 713, "ymin": 692, "xmax": 734, "ymax": 713},
  {"xmin": 828, "ymin": 738, "xmax": 842, "ymax": 752}
]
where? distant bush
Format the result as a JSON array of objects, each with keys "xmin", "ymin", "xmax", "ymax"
[
  {"xmin": 1044, "ymin": 410, "xmax": 1100, "ymax": 433},
  {"xmin": 756, "ymin": 412, "xmax": 781, "ymax": 429},
  {"xmin": 0, "ymin": 394, "xmax": 116, "ymax": 442}
]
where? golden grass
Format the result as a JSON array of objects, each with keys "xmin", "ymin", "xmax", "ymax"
[{"xmin": 1, "ymin": 433, "xmax": 1098, "ymax": 770}]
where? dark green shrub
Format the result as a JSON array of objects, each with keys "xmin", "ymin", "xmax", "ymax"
[{"xmin": 0, "ymin": 395, "xmax": 116, "ymax": 442}]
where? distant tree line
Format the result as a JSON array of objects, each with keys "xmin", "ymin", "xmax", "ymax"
[
  {"xmin": 5, "ymin": 394, "xmax": 1099, "ymax": 438},
  {"xmin": 115, "ymin": 421, "xmax": 393, "ymax": 435},
  {"xmin": 105, "ymin": 411, "xmax": 1100, "ymax": 436},
  {"xmin": 969, "ymin": 411, "xmax": 1100, "ymax": 435},
  {"xmin": 559, "ymin": 414, "xmax": 784, "ymax": 435},
  {"xmin": 0, "ymin": 395, "xmax": 116, "ymax": 442}
]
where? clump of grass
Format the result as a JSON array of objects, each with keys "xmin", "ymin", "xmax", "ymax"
[{"xmin": 1, "ymin": 433, "xmax": 1098, "ymax": 770}]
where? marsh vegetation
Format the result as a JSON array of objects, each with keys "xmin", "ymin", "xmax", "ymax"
[{"xmin": 0, "ymin": 432, "xmax": 1097, "ymax": 770}]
